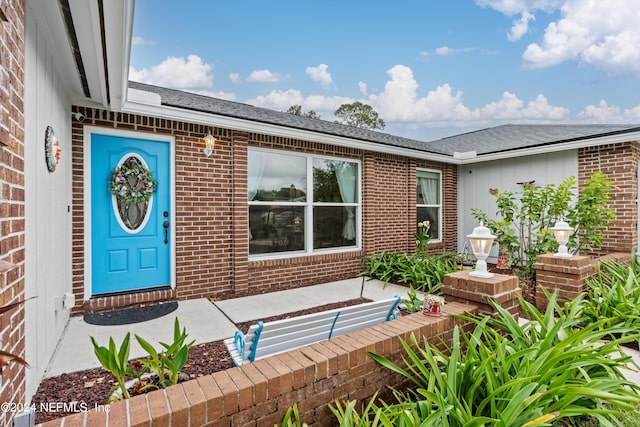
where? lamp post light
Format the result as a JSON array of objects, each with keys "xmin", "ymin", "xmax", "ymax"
[
  {"xmin": 550, "ymin": 219, "xmax": 573, "ymax": 257},
  {"xmin": 467, "ymin": 222, "xmax": 497, "ymax": 278}
]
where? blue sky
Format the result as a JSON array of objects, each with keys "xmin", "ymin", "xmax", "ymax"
[{"xmin": 130, "ymin": 0, "xmax": 640, "ymax": 141}]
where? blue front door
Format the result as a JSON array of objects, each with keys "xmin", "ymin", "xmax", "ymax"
[{"xmin": 91, "ymin": 133, "xmax": 171, "ymax": 295}]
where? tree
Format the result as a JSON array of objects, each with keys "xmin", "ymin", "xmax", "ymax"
[
  {"xmin": 333, "ymin": 101, "xmax": 385, "ymax": 130},
  {"xmin": 471, "ymin": 173, "xmax": 615, "ymax": 283},
  {"xmin": 285, "ymin": 104, "xmax": 321, "ymax": 119}
]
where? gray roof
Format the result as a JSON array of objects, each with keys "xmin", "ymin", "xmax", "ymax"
[
  {"xmin": 424, "ymin": 124, "xmax": 640, "ymax": 156},
  {"xmin": 128, "ymin": 81, "xmax": 436, "ymax": 153},
  {"xmin": 129, "ymin": 81, "xmax": 640, "ymax": 158}
]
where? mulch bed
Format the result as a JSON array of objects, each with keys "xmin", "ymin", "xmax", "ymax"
[{"xmin": 31, "ymin": 297, "xmax": 371, "ymax": 424}]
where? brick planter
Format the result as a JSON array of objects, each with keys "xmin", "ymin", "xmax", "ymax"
[
  {"xmin": 442, "ymin": 270, "xmax": 521, "ymax": 318},
  {"xmin": 534, "ymin": 254, "xmax": 595, "ymax": 311},
  {"xmin": 39, "ymin": 302, "xmax": 477, "ymax": 427}
]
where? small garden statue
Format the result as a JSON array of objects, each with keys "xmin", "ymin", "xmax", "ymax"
[
  {"xmin": 415, "ymin": 220, "xmax": 431, "ymax": 258},
  {"xmin": 423, "ymin": 294, "xmax": 443, "ymax": 316}
]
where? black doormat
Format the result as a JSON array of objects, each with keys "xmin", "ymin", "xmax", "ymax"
[{"xmin": 84, "ymin": 301, "xmax": 178, "ymax": 326}]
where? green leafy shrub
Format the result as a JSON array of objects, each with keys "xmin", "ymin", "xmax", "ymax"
[
  {"xmin": 472, "ymin": 173, "xmax": 615, "ymax": 283},
  {"xmin": 345, "ymin": 292, "xmax": 640, "ymax": 426},
  {"xmin": 583, "ymin": 254, "xmax": 640, "ymax": 347},
  {"xmin": 359, "ymin": 251, "xmax": 458, "ymax": 294}
]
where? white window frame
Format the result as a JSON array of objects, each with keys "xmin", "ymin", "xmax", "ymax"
[
  {"xmin": 248, "ymin": 147, "xmax": 361, "ymax": 260},
  {"xmin": 416, "ymin": 168, "xmax": 443, "ymax": 243}
]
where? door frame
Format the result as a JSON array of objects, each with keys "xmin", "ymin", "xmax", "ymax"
[{"xmin": 83, "ymin": 126, "xmax": 176, "ymax": 299}]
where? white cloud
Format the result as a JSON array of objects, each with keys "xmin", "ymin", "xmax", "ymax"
[
  {"xmin": 435, "ymin": 46, "xmax": 474, "ymax": 56},
  {"xmin": 624, "ymin": 105, "xmax": 640, "ymax": 122},
  {"xmin": 365, "ymin": 65, "xmax": 568, "ymax": 124},
  {"xmin": 508, "ymin": 10, "xmax": 535, "ymax": 41},
  {"xmin": 435, "ymin": 46, "xmax": 455, "ymax": 56},
  {"xmin": 474, "ymin": 0, "xmax": 563, "ymax": 16},
  {"xmin": 475, "ymin": 0, "xmax": 563, "ymax": 41},
  {"xmin": 577, "ymin": 101, "xmax": 640, "ymax": 122},
  {"xmin": 246, "ymin": 69, "xmax": 288, "ymax": 83},
  {"xmin": 229, "ymin": 73, "xmax": 241, "ymax": 83},
  {"xmin": 246, "ymin": 64, "xmax": 576, "ymax": 131},
  {"xmin": 481, "ymin": 92, "xmax": 569, "ymax": 119},
  {"xmin": 247, "ymin": 89, "xmax": 352, "ymax": 116},
  {"xmin": 576, "ymin": 100, "xmax": 621, "ymax": 122},
  {"xmin": 478, "ymin": 0, "xmax": 640, "ymax": 77},
  {"xmin": 248, "ymin": 89, "xmax": 307, "ymax": 110},
  {"xmin": 129, "ymin": 55, "xmax": 213, "ymax": 89},
  {"xmin": 132, "ymin": 36, "xmax": 154, "ymax": 45},
  {"xmin": 523, "ymin": 0, "xmax": 640, "ymax": 76},
  {"xmin": 305, "ymin": 64, "xmax": 333, "ymax": 89},
  {"xmin": 358, "ymin": 81, "xmax": 368, "ymax": 96}
]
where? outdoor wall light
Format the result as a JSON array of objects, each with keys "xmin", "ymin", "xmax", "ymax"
[
  {"xmin": 467, "ymin": 222, "xmax": 496, "ymax": 278},
  {"xmin": 550, "ymin": 219, "xmax": 573, "ymax": 257},
  {"xmin": 203, "ymin": 130, "xmax": 216, "ymax": 157}
]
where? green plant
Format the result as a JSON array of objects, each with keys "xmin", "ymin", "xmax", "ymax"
[
  {"xmin": 135, "ymin": 317, "xmax": 195, "ymax": 389},
  {"xmin": 472, "ymin": 173, "xmax": 615, "ymax": 283},
  {"xmin": 276, "ymin": 403, "xmax": 309, "ymax": 427},
  {"xmin": 401, "ymin": 285, "xmax": 423, "ymax": 313},
  {"xmin": 359, "ymin": 251, "xmax": 458, "ymax": 294},
  {"xmin": 414, "ymin": 220, "xmax": 431, "ymax": 258},
  {"xmin": 361, "ymin": 291, "xmax": 640, "ymax": 426},
  {"xmin": 329, "ymin": 394, "xmax": 397, "ymax": 426},
  {"xmin": 583, "ymin": 253, "xmax": 640, "ymax": 347},
  {"xmin": 90, "ymin": 333, "xmax": 135, "ymax": 401}
]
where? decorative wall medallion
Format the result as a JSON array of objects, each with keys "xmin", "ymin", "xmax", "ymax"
[{"xmin": 44, "ymin": 126, "xmax": 61, "ymax": 172}]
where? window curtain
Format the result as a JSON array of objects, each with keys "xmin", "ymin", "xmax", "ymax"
[
  {"xmin": 418, "ymin": 173, "xmax": 438, "ymax": 205},
  {"xmin": 248, "ymin": 152, "xmax": 266, "ymax": 239},
  {"xmin": 335, "ymin": 162, "xmax": 357, "ymax": 240}
]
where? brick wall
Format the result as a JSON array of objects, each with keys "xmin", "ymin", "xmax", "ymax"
[
  {"xmin": 0, "ymin": 0, "xmax": 26, "ymax": 424},
  {"xmin": 578, "ymin": 141, "xmax": 640, "ymax": 255},
  {"xmin": 39, "ymin": 301, "xmax": 476, "ymax": 427},
  {"xmin": 71, "ymin": 108, "xmax": 458, "ymax": 312}
]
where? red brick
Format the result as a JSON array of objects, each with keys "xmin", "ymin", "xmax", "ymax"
[
  {"xmin": 196, "ymin": 375, "xmax": 223, "ymax": 421},
  {"xmin": 211, "ymin": 371, "xmax": 240, "ymax": 416}
]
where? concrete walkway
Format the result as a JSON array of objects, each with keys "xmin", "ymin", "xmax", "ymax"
[
  {"xmin": 44, "ymin": 277, "xmax": 640, "ymax": 389},
  {"xmin": 44, "ymin": 278, "xmax": 408, "ymax": 377}
]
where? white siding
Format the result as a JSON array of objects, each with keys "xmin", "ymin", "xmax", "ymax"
[
  {"xmin": 457, "ymin": 151, "xmax": 578, "ymax": 261},
  {"xmin": 24, "ymin": 3, "xmax": 74, "ymax": 401}
]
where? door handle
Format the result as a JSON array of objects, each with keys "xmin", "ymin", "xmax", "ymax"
[{"xmin": 163, "ymin": 220, "xmax": 169, "ymax": 244}]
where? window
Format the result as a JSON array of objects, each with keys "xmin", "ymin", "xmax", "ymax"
[
  {"xmin": 416, "ymin": 169, "xmax": 442, "ymax": 241},
  {"xmin": 248, "ymin": 149, "xmax": 359, "ymax": 257}
]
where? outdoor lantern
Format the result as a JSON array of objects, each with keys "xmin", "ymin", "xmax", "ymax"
[
  {"xmin": 467, "ymin": 222, "xmax": 496, "ymax": 278},
  {"xmin": 203, "ymin": 130, "xmax": 216, "ymax": 157},
  {"xmin": 550, "ymin": 219, "xmax": 573, "ymax": 257}
]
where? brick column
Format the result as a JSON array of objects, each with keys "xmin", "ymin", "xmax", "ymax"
[
  {"xmin": 534, "ymin": 254, "xmax": 595, "ymax": 311},
  {"xmin": 442, "ymin": 270, "xmax": 520, "ymax": 317}
]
